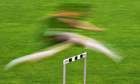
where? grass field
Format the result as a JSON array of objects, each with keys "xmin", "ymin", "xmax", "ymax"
[{"xmin": 1, "ymin": 0, "xmax": 140, "ymax": 84}]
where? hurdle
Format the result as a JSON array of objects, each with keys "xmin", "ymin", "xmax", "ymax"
[{"xmin": 63, "ymin": 52, "xmax": 87, "ymax": 84}]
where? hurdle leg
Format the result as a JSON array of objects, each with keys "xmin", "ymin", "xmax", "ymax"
[
  {"xmin": 84, "ymin": 53, "xmax": 87, "ymax": 84},
  {"xmin": 63, "ymin": 64, "xmax": 66, "ymax": 84}
]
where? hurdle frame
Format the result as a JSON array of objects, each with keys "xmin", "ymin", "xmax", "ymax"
[{"xmin": 63, "ymin": 52, "xmax": 87, "ymax": 84}]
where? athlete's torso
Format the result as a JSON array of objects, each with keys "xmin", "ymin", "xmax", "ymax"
[{"xmin": 43, "ymin": 16, "xmax": 82, "ymax": 36}]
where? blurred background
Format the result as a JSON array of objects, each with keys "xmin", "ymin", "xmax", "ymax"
[{"xmin": 0, "ymin": 0, "xmax": 140, "ymax": 84}]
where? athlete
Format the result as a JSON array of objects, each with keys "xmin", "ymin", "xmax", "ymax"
[{"xmin": 5, "ymin": 4, "xmax": 122, "ymax": 70}]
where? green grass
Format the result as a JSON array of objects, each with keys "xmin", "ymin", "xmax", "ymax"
[{"xmin": 1, "ymin": 0, "xmax": 140, "ymax": 84}]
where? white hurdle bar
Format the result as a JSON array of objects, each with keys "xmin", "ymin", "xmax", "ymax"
[{"xmin": 63, "ymin": 52, "xmax": 87, "ymax": 84}]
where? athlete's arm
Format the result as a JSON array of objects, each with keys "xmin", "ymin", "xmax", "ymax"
[
  {"xmin": 57, "ymin": 18, "xmax": 106, "ymax": 32},
  {"xmin": 39, "ymin": 12, "xmax": 82, "ymax": 21}
]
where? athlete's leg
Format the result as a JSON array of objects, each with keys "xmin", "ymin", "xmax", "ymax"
[
  {"xmin": 58, "ymin": 32, "xmax": 122, "ymax": 62},
  {"xmin": 5, "ymin": 41, "xmax": 74, "ymax": 70}
]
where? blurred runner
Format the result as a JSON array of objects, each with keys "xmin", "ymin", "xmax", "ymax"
[{"xmin": 5, "ymin": 4, "xmax": 122, "ymax": 70}]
